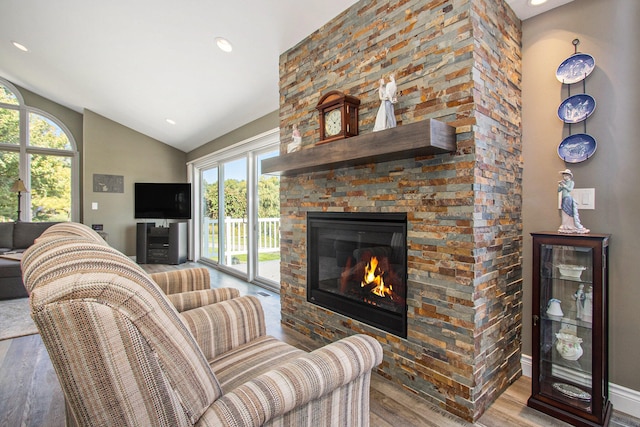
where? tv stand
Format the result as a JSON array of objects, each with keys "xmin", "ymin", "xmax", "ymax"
[{"xmin": 136, "ymin": 222, "xmax": 187, "ymax": 264}]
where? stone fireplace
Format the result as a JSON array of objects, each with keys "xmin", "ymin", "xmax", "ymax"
[
  {"xmin": 307, "ymin": 212, "xmax": 407, "ymax": 337},
  {"xmin": 271, "ymin": 0, "xmax": 523, "ymax": 422}
]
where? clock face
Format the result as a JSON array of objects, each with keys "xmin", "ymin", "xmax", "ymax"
[{"xmin": 324, "ymin": 109, "xmax": 342, "ymax": 137}]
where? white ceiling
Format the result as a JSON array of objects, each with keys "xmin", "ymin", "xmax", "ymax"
[{"xmin": 0, "ymin": 0, "xmax": 572, "ymax": 153}]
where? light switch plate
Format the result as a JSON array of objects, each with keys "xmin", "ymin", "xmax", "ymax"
[
  {"xmin": 91, "ymin": 202, "xmax": 98, "ymax": 210},
  {"xmin": 558, "ymin": 188, "xmax": 595, "ymax": 210}
]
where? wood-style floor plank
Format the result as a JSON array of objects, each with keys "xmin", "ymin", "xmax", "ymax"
[{"xmin": 0, "ymin": 334, "xmax": 64, "ymax": 427}]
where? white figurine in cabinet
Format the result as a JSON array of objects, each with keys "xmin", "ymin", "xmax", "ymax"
[
  {"xmin": 573, "ymin": 284, "xmax": 585, "ymax": 319},
  {"xmin": 546, "ymin": 298, "xmax": 564, "ymax": 320},
  {"xmin": 582, "ymin": 285, "xmax": 593, "ymax": 323}
]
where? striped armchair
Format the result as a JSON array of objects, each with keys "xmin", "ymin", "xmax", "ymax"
[{"xmin": 22, "ymin": 223, "xmax": 383, "ymax": 427}]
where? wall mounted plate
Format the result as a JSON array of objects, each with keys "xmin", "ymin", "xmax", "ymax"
[
  {"xmin": 558, "ymin": 94, "xmax": 596, "ymax": 123},
  {"xmin": 556, "ymin": 53, "xmax": 595, "ymax": 84},
  {"xmin": 558, "ymin": 133, "xmax": 597, "ymax": 163}
]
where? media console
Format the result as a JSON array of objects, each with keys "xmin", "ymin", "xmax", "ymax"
[{"xmin": 136, "ymin": 222, "xmax": 187, "ymax": 264}]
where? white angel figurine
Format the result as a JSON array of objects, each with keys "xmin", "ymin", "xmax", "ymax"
[{"xmin": 373, "ymin": 74, "xmax": 398, "ymax": 131}]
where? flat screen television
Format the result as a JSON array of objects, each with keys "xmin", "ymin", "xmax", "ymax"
[{"xmin": 134, "ymin": 183, "xmax": 192, "ymax": 219}]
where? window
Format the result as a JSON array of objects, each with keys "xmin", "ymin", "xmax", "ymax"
[{"xmin": 0, "ymin": 78, "xmax": 78, "ymax": 222}]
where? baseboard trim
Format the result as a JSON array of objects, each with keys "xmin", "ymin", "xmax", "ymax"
[{"xmin": 521, "ymin": 354, "xmax": 640, "ymax": 418}]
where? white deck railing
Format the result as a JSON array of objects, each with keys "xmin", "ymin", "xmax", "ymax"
[{"xmin": 202, "ymin": 217, "xmax": 280, "ymax": 263}]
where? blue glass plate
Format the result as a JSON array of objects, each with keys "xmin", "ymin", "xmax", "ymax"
[
  {"xmin": 558, "ymin": 94, "xmax": 596, "ymax": 123},
  {"xmin": 556, "ymin": 53, "xmax": 595, "ymax": 84},
  {"xmin": 558, "ymin": 134, "xmax": 597, "ymax": 163}
]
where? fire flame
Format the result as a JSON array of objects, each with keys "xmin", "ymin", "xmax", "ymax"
[{"xmin": 362, "ymin": 256, "xmax": 393, "ymax": 298}]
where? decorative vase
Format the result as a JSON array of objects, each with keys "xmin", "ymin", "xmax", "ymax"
[{"xmin": 556, "ymin": 330, "xmax": 583, "ymax": 361}]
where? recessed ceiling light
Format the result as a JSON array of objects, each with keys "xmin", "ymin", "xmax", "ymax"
[
  {"xmin": 529, "ymin": 0, "xmax": 548, "ymax": 5},
  {"xmin": 11, "ymin": 41, "xmax": 29, "ymax": 52},
  {"xmin": 166, "ymin": 119, "xmax": 176, "ymax": 125},
  {"xmin": 215, "ymin": 37, "xmax": 233, "ymax": 53}
]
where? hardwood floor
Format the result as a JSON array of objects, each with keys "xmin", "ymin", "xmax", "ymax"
[{"xmin": 1, "ymin": 262, "xmax": 637, "ymax": 427}]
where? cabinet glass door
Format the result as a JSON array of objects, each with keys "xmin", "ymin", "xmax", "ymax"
[{"xmin": 539, "ymin": 243, "xmax": 594, "ymax": 412}]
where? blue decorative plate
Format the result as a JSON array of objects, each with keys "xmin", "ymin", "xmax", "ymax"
[
  {"xmin": 556, "ymin": 53, "xmax": 595, "ymax": 84},
  {"xmin": 558, "ymin": 94, "xmax": 596, "ymax": 123},
  {"xmin": 558, "ymin": 134, "xmax": 597, "ymax": 163}
]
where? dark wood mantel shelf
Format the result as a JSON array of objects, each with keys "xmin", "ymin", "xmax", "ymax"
[{"xmin": 261, "ymin": 119, "xmax": 456, "ymax": 176}]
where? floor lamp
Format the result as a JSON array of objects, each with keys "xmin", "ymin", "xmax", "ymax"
[{"xmin": 10, "ymin": 179, "xmax": 28, "ymax": 222}]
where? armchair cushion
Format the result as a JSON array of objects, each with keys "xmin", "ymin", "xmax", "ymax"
[
  {"xmin": 202, "ymin": 335, "xmax": 382, "ymax": 427},
  {"xmin": 168, "ymin": 288, "xmax": 241, "ymax": 312},
  {"xmin": 180, "ymin": 295, "xmax": 266, "ymax": 359},
  {"xmin": 150, "ymin": 268, "xmax": 211, "ymax": 295},
  {"xmin": 209, "ymin": 335, "xmax": 305, "ymax": 392}
]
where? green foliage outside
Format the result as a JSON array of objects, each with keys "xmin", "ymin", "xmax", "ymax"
[
  {"xmin": 203, "ymin": 175, "xmax": 280, "ymax": 220},
  {"xmin": 0, "ymin": 151, "xmax": 19, "ymax": 222},
  {"xmin": 1, "ymin": 88, "xmax": 72, "ymax": 222}
]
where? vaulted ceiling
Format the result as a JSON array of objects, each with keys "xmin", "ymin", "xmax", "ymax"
[{"xmin": 0, "ymin": 0, "xmax": 573, "ymax": 152}]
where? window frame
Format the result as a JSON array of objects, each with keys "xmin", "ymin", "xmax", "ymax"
[{"xmin": 0, "ymin": 77, "xmax": 79, "ymax": 222}]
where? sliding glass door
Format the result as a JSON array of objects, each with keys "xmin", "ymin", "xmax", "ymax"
[
  {"xmin": 221, "ymin": 157, "xmax": 248, "ymax": 274},
  {"xmin": 201, "ymin": 166, "xmax": 219, "ymax": 262},
  {"xmin": 193, "ymin": 130, "xmax": 280, "ymax": 290},
  {"xmin": 256, "ymin": 150, "xmax": 280, "ymax": 283}
]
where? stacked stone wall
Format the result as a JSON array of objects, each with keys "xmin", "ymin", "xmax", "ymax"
[{"xmin": 278, "ymin": 0, "xmax": 521, "ymax": 421}]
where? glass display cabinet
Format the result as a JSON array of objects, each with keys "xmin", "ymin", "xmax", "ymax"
[{"xmin": 528, "ymin": 232, "xmax": 612, "ymax": 427}]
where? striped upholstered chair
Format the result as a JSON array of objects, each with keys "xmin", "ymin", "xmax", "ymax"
[{"xmin": 22, "ymin": 222, "xmax": 383, "ymax": 426}]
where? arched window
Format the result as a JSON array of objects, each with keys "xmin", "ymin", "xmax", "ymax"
[{"xmin": 0, "ymin": 78, "xmax": 78, "ymax": 222}]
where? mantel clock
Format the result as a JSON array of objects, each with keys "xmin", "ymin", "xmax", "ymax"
[{"xmin": 316, "ymin": 90, "xmax": 360, "ymax": 144}]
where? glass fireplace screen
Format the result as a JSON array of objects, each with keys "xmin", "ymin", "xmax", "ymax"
[{"xmin": 307, "ymin": 212, "xmax": 407, "ymax": 337}]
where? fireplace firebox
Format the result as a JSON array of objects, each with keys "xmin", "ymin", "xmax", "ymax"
[{"xmin": 307, "ymin": 212, "xmax": 407, "ymax": 337}]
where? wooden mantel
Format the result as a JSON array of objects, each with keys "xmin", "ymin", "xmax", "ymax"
[{"xmin": 261, "ymin": 119, "xmax": 456, "ymax": 176}]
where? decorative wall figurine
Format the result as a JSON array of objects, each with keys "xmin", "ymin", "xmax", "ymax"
[
  {"xmin": 557, "ymin": 169, "xmax": 590, "ymax": 233},
  {"xmin": 373, "ymin": 74, "xmax": 397, "ymax": 132}
]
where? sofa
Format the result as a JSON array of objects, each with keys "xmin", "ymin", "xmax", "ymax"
[
  {"xmin": 0, "ymin": 221, "xmax": 59, "ymax": 299},
  {"xmin": 22, "ymin": 222, "xmax": 383, "ymax": 426}
]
